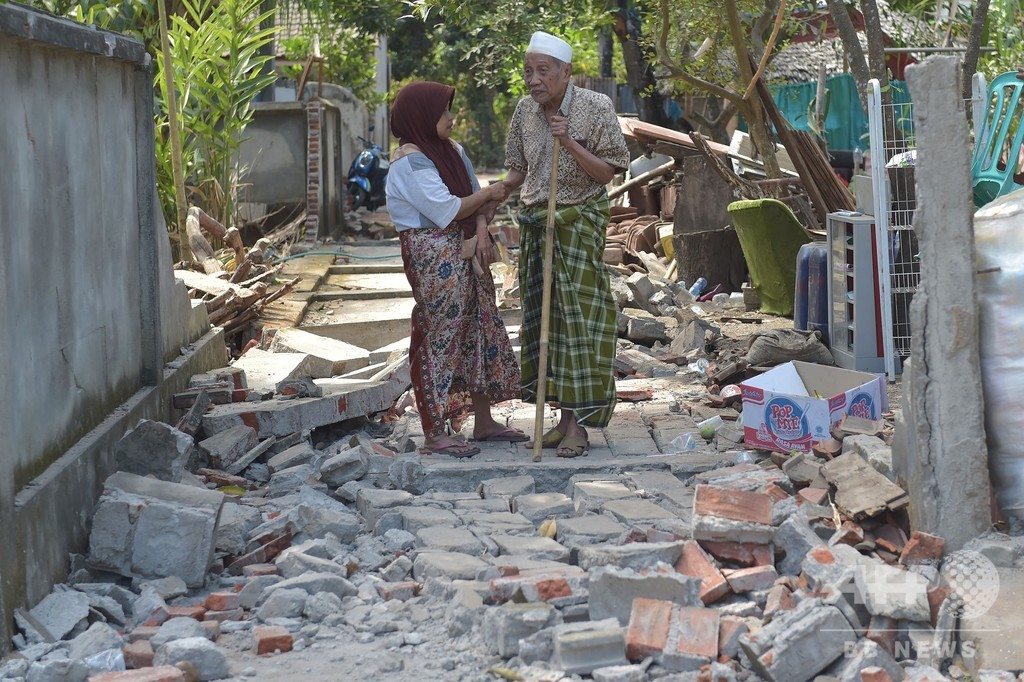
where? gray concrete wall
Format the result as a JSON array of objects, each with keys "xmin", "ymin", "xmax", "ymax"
[
  {"xmin": 0, "ymin": 3, "xmax": 225, "ymax": 650},
  {"xmin": 237, "ymin": 100, "xmax": 347, "ymax": 237}
]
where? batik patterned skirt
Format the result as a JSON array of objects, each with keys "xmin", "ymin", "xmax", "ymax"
[
  {"xmin": 517, "ymin": 193, "xmax": 618, "ymax": 428},
  {"xmin": 400, "ymin": 224, "xmax": 520, "ymax": 438}
]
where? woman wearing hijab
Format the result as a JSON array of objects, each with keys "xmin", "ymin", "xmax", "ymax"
[{"xmin": 386, "ymin": 81, "xmax": 526, "ymax": 457}]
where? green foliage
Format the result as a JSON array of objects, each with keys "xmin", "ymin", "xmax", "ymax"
[
  {"xmin": 279, "ymin": 30, "xmax": 382, "ymax": 105},
  {"xmin": 157, "ymin": 0, "xmax": 279, "ymax": 227}
]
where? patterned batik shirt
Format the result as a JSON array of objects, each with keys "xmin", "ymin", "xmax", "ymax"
[{"xmin": 505, "ymin": 82, "xmax": 630, "ymax": 208}]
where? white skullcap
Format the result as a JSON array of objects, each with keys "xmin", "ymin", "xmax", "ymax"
[{"xmin": 526, "ymin": 31, "xmax": 572, "ymax": 63}]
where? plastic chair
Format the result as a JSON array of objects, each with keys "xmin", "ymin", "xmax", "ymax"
[
  {"xmin": 727, "ymin": 199, "xmax": 813, "ymax": 317},
  {"xmin": 972, "ymin": 71, "xmax": 1024, "ymax": 208}
]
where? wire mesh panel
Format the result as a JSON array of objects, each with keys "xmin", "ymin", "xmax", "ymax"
[
  {"xmin": 867, "ymin": 80, "xmax": 918, "ymax": 380},
  {"xmin": 867, "ymin": 75, "xmax": 989, "ymax": 380}
]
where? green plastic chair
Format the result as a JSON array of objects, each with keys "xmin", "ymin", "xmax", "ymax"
[
  {"xmin": 972, "ymin": 71, "xmax": 1024, "ymax": 208},
  {"xmin": 727, "ymin": 199, "xmax": 812, "ymax": 317}
]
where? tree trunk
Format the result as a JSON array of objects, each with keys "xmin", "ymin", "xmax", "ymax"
[
  {"xmin": 825, "ymin": 0, "xmax": 871, "ymax": 112},
  {"xmin": 860, "ymin": 0, "xmax": 904, "ymax": 157},
  {"xmin": 613, "ymin": 1, "xmax": 673, "ymax": 128},
  {"xmin": 962, "ymin": 0, "xmax": 991, "ymax": 111},
  {"xmin": 599, "ymin": 28, "xmax": 614, "ymax": 78}
]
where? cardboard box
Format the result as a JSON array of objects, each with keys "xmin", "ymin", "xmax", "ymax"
[{"xmin": 740, "ymin": 361, "xmax": 887, "ymax": 453}]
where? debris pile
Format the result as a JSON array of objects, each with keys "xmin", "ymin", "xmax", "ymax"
[{"xmin": 3, "ymin": 350, "xmax": 1021, "ymax": 681}]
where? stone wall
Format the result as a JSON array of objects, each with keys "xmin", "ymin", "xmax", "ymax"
[{"xmin": 0, "ymin": 3, "xmax": 225, "ymax": 651}]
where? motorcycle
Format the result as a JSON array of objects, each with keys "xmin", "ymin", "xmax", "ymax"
[{"xmin": 346, "ymin": 130, "xmax": 389, "ymax": 211}]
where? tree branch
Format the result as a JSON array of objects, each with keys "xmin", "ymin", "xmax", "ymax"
[
  {"xmin": 743, "ymin": 0, "xmax": 788, "ymax": 101},
  {"xmin": 825, "ymin": 0, "xmax": 871, "ymax": 111},
  {"xmin": 657, "ymin": 0, "xmax": 740, "ymax": 103}
]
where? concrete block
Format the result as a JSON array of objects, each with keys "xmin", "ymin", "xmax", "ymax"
[
  {"xmin": 481, "ymin": 603, "xmax": 561, "ymax": 657},
  {"xmin": 959, "ymin": 566, "xmax": 1024, "ymax": 673},
  {"xmin": 739, "ymin": 598, "xmax": 856, "ymax": 682},
  {"xmin": 291, "ymin": 498, "xmax": 362, "ymax": 545},
  {"xmin": 623, "ymin": 470, "xmax": 694, "ymax": 514},
  {"xmin": 398, "ymin": 506, "xmax": 460, "ymax": 534},
  {"xmin": 674, "ymin": 539, "xmax": 731, "ymax": 605},
  {"xmin": 415, "ymin": 527, "xmax": 485, "ymax": 555},
  {"xmin": 489, "ymin": 567, "xmax": 589, "ymax": 608},
  {"xmin": 274, "ymin": 547, "xmax": 346, "ymax": 579},
  {"xmin": 150, "ymin": 618, "xmax": 209, "ymax": 650},
  {"xmin": 152, "ymin": 636, "xmax": 230, "ymax": 681},
  {"xmin": 578, "ymin": 540, "xmax": 686, "ymax": 571},
  {"xmin": 459, "ymin": 510, "xmax": 535, "ymax": 534},
  {"xmin": 513, "ymin": 493, "xmax": 575, "ymax": 526},
  {"xmin": 833, "ymin": 639, "xmax": 905, "ymax": 682},
  {"xmin": 774, "ymin": 513, "xmax": 827, "ymax": 575},
  {"xmin": 556, "ymin": 515, "xmax": 628, "ymax": 548},
  {"xmin": 260, "ymin": 572, "xmax": 355, "ymax": 601},
  {"xmin": 88, "ymin": 473, "xmax": 224, "ymax": 588},
  {"xmin": 481, "ymin": 475, "xmax": 536, "ymax": 500},
  {"xmin": 319, "ymin": 449, "xmax": 368, "ymax": 488},
  {"xmin": 356, "ymin": 488, "xmax": 414, "ymax": 529},
  {"xmin": 230, "ymin": 348, "xmax": 334, "ymax": 393},
  {"xmin": 718, "ymin": 615, "xmax": 750, "ymax": 659},
  {"xmin": 693, "ymin": 463, "xmax": 789, "ymax": 491},
  {"xmin": 115, "ymin": 420, "xmax": 192, "ymax": 483},
  {"xmin": 267, "ymin": 464, "xmax": 318, "ymax": 498},
  {"xmin": 591, "ymin": 664, "xmax": 649, "ymax": 682},
  {"xmin": 843, "ymin": 435, "xmax": 896, "ymax": 482},
  {"xmin": 490, "ymin": 534, "xmax": 569, "ymax": 562},
  {"xmin": 215, "ymin": 502, "xmax": 262, "ymax": 555},
  {"xmin": 255, "ymin": 587, "xmax": 308, "ymax": 621},
  {"xmin": 200, "ymin": 381, "xmax": 391, "ymax": 438},
  {"xmin": 303, "ymin": 591, "xmax": 343, "ymax": 623},
  {"xmin": 553, "ymin": 624, "xmax": 629, "ymax": 675},
  {"xmin": 413, "ymin": 551, "xmax": 489, "ymax": 581},
  {"xmin": 380, "ymin": 555, "xmax": 413, "ymax": 583},
  {"xmin": 573, "ymin": 480, "xmax": 637, "ymax": 514},
  {"xmin": 24, "ymin": 589, "xmax": 90, "ymax": 642},
  {"xmin": 267, "ymin": 442, "xmax": 316, "ymax": 474},
  {"xmin": 132, "ymin": 588, "xmax": 170, "ymax": 627},
  {"xmin": 68, "ymin": 621, "xmax": 124, "ymax": 661},
  {"xmin": 25, "ymin": 659, "xmax": 89, "ymax": 682},
  {"xmin": 725, "ymin": 565, "xmax": 778, "ymax": 593},
  {"xmin": 454, "ymin": 498, "xmax": 510, "ymax": 512},
  {"xmin": 854, "ymin": 562, "xmax": 931, "ymax": 621},
  {"xmin": 601, "ymin": 498, "xmax": 678, "ymax": 526},
  {"xmin": 197, "ymin": 425, "xmax": 257, "ymax": 471},
  {"xmin": 589, "ymin": 564, "xmax": 701, "ymax": 624},
  {"xmin": 269, "ymin": 327, "xmax": 370, "ymax": 376}
]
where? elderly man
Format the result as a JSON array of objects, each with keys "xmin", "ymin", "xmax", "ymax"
[{"xmin": 502, "ymin": 31, "xmax": 630, "ymax": 458}]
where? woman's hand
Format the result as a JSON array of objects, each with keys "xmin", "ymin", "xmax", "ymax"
[
  {"xmin": 486, "ymin": 180, "xmax": 510, "ymax": 204},
  {"xmin": 474, "ymin": 224, "xmax": 494, "ymax": 270}
]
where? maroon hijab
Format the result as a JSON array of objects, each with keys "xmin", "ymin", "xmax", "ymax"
[{"xmin": 391, "ymin": 81, "xmax": 476, "ymax": 236}]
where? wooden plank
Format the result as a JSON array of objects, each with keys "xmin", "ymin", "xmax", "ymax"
[
  {"xmin": 823, "ymin": 452, "xmax": 909, "ymax": 519},
  {"xmin": 174, "ymin": 269, "xmax": 255, "ymax": 298},
  {"xmin": 619, "ymin": 117, "xmax": 730, "ymax": 155}
]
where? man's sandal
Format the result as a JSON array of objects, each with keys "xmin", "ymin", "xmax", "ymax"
[
  {"xmin": 555, "ymin": 433, "xmax": 588, "ymax": 458},
  {"xmin": 526, "ymin": 427, "xmax": 565, "ymax": 449}
]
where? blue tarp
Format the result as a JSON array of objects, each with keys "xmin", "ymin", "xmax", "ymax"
[{"xmin": 746, "ymin": 73, "xmax": 914, "ymax": 152}]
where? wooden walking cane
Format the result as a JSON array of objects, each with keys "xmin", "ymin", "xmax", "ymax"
[{"xmin": 532, "ymin": 139, "xmax": 561, "ymax": 463}]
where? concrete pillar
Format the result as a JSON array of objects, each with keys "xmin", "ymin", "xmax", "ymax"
[{"xmin": 899, "ymin": 56, "xmax": 991, "ymax": 551}]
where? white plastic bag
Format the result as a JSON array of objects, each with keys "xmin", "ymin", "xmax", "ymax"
[{"xmin": 975, "ymin": 189, "xmax": 1024, "ymax": 519}]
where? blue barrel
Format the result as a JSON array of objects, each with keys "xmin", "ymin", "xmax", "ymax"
[
  {"xmin": 806, "ymin": 243, "xmax": 830, "ymax": 338},
  {"xmin": 794, "ymin": 243, "xmax": 813, "ymax": 330}
]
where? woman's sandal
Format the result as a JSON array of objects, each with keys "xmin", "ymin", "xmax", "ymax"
[{"xmin": 555, "ymin": 432, "xmax": 589, "ymax": 458}]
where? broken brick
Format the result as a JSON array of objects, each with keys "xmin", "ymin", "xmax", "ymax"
[
  {"xmin": 763, "ymin": 584, "xmax": 795, "ymax": 619},
  {"xmin": 718, "ymin": 615, "xmax": 749, "ymax": 659},
  {"xmin": 834, "ymin": 521, "xmax": 865, "ymax": 546},
  {"xmin": 241, "ymin": 563, "xmax": 279, "ymax": 577},
  {"xmin": 204, "ymin": 591, "xmax": 240, "ymax": 612},
  {"xmin": 626, "ymin": 598, "xmax": 672, "ymax": 660},
  {"xmin": 226, "ymin": 530, "xmax": 292, "ymax": 575},
  {"xmin": 866, "ymin": 615, "xmax": 898, "ymax": 655},
  {"xmin": 674, "ymin": 540, "xmax": 730, "ymax": 605},
  {"xmin": 376, "ymin": 581, "xmax": 419, "ymax": 602},
  {"xmin": 254, "ymin": 625, "xmax": 293, "ymax": 655},
  {"xmin": 203, "ymin": 608, "xmax": 244, "ymax": 622},
  {"xmin": 761, "ymin": 484, "xmax": 791, "ymax": 504},
  {"xmin": 797, "ymin": 488, "xmax": 829, "ymax": 505},
  {"xmin": 899, "ymin": 530, "xmax": 945, "ymax": 566},
  {"xmin": 128, "ymin": 627, "xmax": 160, "ymax": 643},
  {"xmin": 673, "ymin": 606, "xmax": 719, "ymax": 659},
  {"xmin": 87, "ymin": 667, "xmax": 185, "ymax": 682},
  {"xmin": 694, "ymin": 485, "xmax": 773, "ymax": 525},
  {"xmin": 724, "ymin": 565, "xmax": 778, "ymax": 593},
  {"xmin": 122, "ymin": 640, "xmax": 154, "ymax": 669},
  {"xmin": 927, "ymin": 585, "xmax": 950, "ymax": 627},
  {"xmin": 699, "ymin": 541, "xmax": 773, "ymax": 567},
  {"xmin": 859, "ymin": 666, "xmax": 894, "ymax": 682},
  {"xmin": 165, "ymin": 605, "xmax": 206, "ymax": 620}
]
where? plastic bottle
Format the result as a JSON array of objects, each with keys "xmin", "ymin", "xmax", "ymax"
[
  {"xmin": 688, "ymin": 277, "xmax": 708, "ymax": 297},
  {"xmin": 853, "ymin": 146, "xmax": 863, "ymax": 175},
  {"xmin": 670, "ymin": 433, "xmax": 697, "ymax": 452},
  {"xmin": 734, "ymin": 451, "xmax": 755, "ymax": 465}
]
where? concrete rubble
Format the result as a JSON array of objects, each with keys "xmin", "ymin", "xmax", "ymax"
[{"xmin": 4, "ymin": 269, "xmax": 1024, "ymax": 682}]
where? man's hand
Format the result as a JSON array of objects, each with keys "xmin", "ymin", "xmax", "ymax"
[
  {"xmin": 549, "ymin": 114, "xmax": 570, "ymax": 143},
  {"xmin": 485, "ymin": 181, "xmax": 511, "ymax": 203}
]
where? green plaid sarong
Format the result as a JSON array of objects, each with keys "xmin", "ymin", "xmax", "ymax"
[{"xmin": 518, "ymin": 192, "xmax": 617, "ymax": 427}]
